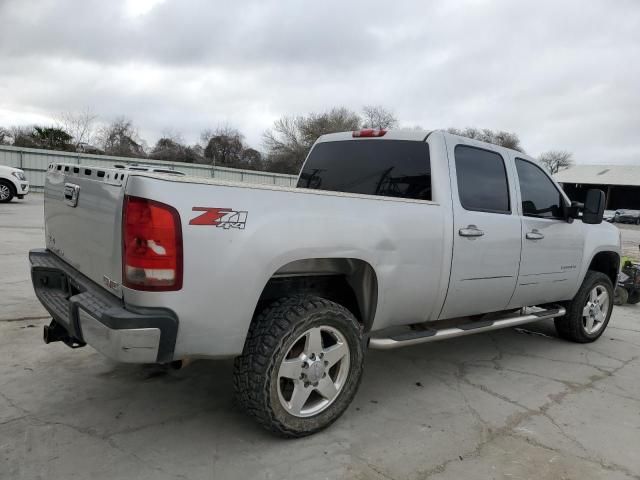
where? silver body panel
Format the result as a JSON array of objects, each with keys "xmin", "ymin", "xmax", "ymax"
[{"xmin": 41, "ymin": 131, "xmax": 621, "ymax": 360}]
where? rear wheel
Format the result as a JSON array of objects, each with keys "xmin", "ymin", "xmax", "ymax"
[
  {"xmin": 233, "ymin": 295, "xmax": 364, "ymax": 437},
  {"xmin": 0, "ymin": 181, "xmax": 14, "ymax": 203},
  {"xmin": 555, "ymin": 271, "xmax": 613, "ymax": 343}
]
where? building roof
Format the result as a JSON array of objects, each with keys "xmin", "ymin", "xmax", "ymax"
[{"xmin": 554, "ymin": 164, "xmax": 640, "ymax": 187}]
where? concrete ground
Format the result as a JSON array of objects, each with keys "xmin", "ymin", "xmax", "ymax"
[{"xmin": 1, "ymin": 194, "xmax": 639, "ymax": 480}]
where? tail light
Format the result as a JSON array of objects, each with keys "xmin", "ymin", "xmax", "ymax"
[
  {"xmin": 122, "ymin": 195, "xmax": 183, "ymax": 291},
  {"xmin": 352, "ymin": 129, "xmax": 387, "ymax": 138}
]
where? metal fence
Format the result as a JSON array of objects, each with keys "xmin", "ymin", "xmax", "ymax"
[{"xmin": 0, "ymin": 145, "xmax": 298, "ymax": 192}]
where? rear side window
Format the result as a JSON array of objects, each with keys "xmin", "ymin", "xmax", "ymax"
[
  {"xmin": 454, "ymin": 145, "xmax": 510, "ymax": 213},
  {"xmin": 297, "ymin": 140, "xmax": 431, "ymax": 200},
  {"xmin": 516, "ymin": 158, "xmax": 565, "ymax": 218}
]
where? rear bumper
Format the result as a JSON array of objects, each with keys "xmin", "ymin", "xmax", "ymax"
[{"xmin": 29, "ymin": 249, "xmax": 178, "ymax": 363}]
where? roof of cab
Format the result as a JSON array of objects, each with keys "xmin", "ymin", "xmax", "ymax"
[
  {"xmin": 315, "ymin": 129, "xmax": 538, "ymax": 162},
  {"xmin": 317, "ymin": 129, "xmax": 431, "ymax": 143}
]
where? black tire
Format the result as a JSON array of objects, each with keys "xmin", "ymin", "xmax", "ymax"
[
  {"xmin": 555, "ymin": 271, "xmax": 614, "ymax": 343},
  {"xmin": 0, "ymin": 180, "xmax": 15, "ymax": 203},
  {"xmin": 233, "ymin": 295, "xmax": 364, "ymax": 437},
  {"xmin": 614, "ymin": 286, "xmax": 629, "ymax": 306},
  {"xmin": 627, "ymin": 290, "xmax": 640, "ymax": 305}
]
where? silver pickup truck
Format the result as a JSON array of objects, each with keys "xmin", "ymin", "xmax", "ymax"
[{"xmin": 30, "ymin": 129, "xmax": 621, "ymax": 437}]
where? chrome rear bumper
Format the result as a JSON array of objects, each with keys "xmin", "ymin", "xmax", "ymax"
[{"xmin": 30, "ymin": 249, "xmax": 178, "ymax": 363}]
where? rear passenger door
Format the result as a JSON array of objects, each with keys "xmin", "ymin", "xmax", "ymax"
[{"xmin": 440, "ymin": 141, "xmax": 522, "ymax": 319}]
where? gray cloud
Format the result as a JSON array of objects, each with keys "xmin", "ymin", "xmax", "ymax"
[{"xmin": 1, "ymin": 0, "xmax": 639, "ymax": 163}]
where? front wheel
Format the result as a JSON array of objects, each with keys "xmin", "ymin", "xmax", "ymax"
[
  {"xmin": 555, "ymin": 271, "xmax": 614, "ymax": 343},
  {"xmin": 234, "ymin": 295, "xmax": 364, "ymax": 437},
  {"xmin": 0, "ymin": 181, "xmax": 14, "ymax": 203}
]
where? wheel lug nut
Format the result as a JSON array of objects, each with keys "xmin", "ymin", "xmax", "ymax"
[
  {"xmin": 319, "ymin": 353, "xmax": 324, "ymax": 359},
  {"xmin": 313, "ymin": 382, "xmax": 319, "ymax": 387},
  {"xmin": 304, "ymin": 382, "xmax": 310, "ymax": 388}
]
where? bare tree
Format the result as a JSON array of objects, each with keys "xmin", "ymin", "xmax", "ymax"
[
  {"xmin": 0, "ymin": 127, "xmax": 10, "ymax": 145},
  {"xmin": 538, "ymin": 150, "xmax": 573, "ymax": 174},
  {"xmin": 264, "ymin": 107, "xmax": 361, "ymax": 173},
  {"xmin": 57, "ymin": 109, "xmax": 98, "ymax": 148},
  {"xmin": 9, "ymin": 125, "xmax": 37, "ymax": 148},
  {"xmin": 448, "ymin": 127, "xmax": 524, "ymax": 152},
  {"xmin": 362, "ymin": 105, "xmax": 398, "ymax": 129},
  {"xmin": 97, "ymin": 117, "xmax": 145, "ymax": 158}
]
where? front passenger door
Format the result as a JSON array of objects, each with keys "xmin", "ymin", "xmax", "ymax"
[{"xmin": 508, "ymin": 158, "xmax": 585, "ymax": 307}]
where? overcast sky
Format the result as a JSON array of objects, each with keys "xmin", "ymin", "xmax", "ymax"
[{"xmin": 1, "ymin": 0, "xmax": 638, "ymax": 164}]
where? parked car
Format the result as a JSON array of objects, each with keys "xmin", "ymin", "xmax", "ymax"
[
  {"xmin": 30, "ymin": 130, "xmax": 620, "ymax": 437},
  {"xmin": 613, "ymin": 209, "xmax": 640, "ymax": 224},
  {"xmin": 0, "ymin": 165, "xmax": 29, "ymax": 202},
  {"xmin": 76, "ymin": 142, "xmax": 104, "ymax": 155},
  {"xmin": 603, "ymin": 209, "xmax": 617, "ymax": 222}
]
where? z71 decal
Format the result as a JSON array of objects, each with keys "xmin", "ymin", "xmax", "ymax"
[{"xmin": 189, "ymin": 207, "xmax": 248, "ymax": 229}]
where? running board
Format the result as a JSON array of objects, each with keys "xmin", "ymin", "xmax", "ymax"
[{"xmin": 368, "ymin": 307, "xmax": 566, "ymax": 350}]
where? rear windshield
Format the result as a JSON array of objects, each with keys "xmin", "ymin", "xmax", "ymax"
[{"xmin": 297, "ymin": 140, "xmax": 431, "ymax": 200}]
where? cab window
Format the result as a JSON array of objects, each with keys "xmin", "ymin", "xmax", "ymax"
[
  {"xmin": 515, "ymin": 158, "xmax": 565, "ymax": 219},
  {"xmin": 454, "ymin": 145, "xmax": 510, "ymax": 214},
  {"xmin": 298, "ymin": 140, "xmax": 431, "ymax": 201}
]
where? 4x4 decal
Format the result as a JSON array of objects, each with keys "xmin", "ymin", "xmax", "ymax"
[{"xmin": 189, "ymin": 207, "xmax": 248, "ymax": 229}]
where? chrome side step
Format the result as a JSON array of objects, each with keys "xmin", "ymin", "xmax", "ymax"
[{"xmin": 368, "ymin": 307, "xmax": 566, "ymax": 350}]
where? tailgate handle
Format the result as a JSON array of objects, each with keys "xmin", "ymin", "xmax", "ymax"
[{"xmin": 64, "ymin": 183, "xmax": 80, "ymax": 207}]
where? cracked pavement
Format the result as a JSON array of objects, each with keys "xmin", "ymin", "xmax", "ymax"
[{"xmin": 1, "ymin": 196, "xmax": 639, "ymax": 480}]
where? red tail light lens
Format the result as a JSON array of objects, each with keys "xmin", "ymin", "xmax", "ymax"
[
  {"xmin": 352, "ymin": 129, "xmax": 387, "ymax": 138},
  {"xmin": 122, "ymin": 196, "xmax": 183, "ymax": 291}
]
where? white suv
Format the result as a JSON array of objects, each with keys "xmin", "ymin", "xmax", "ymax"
[{"xmin": 0, "ymin": 165, "xmax": 30, "ymax": 202}]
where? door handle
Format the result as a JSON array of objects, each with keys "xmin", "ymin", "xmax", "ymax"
[
  {"xmin": 526, "ymin": 229, "xmax": 544, "ymax": 240},
  {"xmin": 459, "ymin": 225, "xmax": 485, "ymax": 237}
]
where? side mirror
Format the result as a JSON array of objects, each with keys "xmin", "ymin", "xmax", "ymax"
[{"xmin": 582, "ymin": 189, "xmax": 605, "ymax": 224}]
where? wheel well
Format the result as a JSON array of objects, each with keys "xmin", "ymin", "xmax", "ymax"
[
  {"xmin": 588, "ymin": 251, "xmax": 620, "ymax": 286},
  {"xmin": 255, "ymin": 258, "xmax": 378, "ymax": 332}
]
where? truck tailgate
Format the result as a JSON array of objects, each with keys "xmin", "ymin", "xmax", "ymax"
[{"xmin": 44, "ymin": 165, "xmax": 126, "ymax": 298}]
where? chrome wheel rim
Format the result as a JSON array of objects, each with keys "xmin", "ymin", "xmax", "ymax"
[
  {"xmin": 582, "ymin": 285, "xmax": 609, "ymax": 334},
  {"xmin": 0, "ymin": 185, "xmax": 9, "ymax": 200},
  {"xmin": 276, "ymin": 325, "xmax": 350, "ymax": 418}
]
